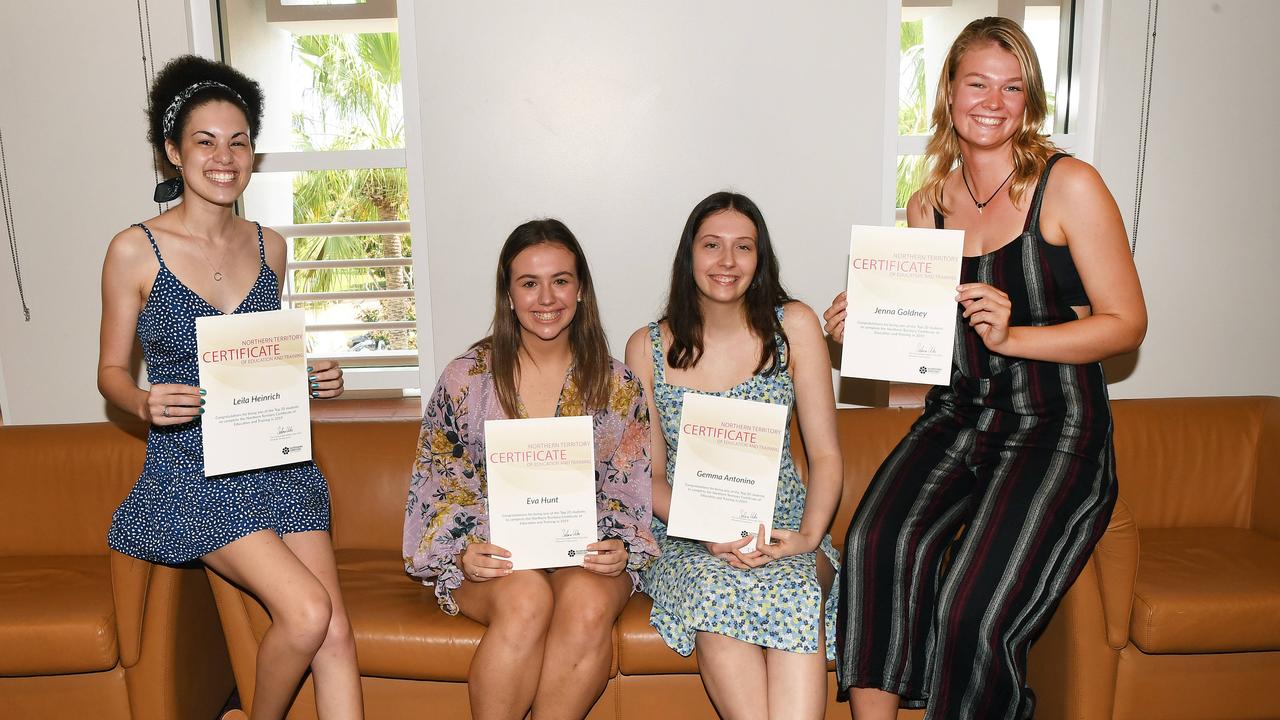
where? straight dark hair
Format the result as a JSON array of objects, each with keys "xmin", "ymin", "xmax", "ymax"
[
  {"xmin": 663, "ymin": 192, "xmax": 791, "ymax": 374},
  {"xmin": 478, "ymin": 219, "xmax": 611, "ymax": 418}
]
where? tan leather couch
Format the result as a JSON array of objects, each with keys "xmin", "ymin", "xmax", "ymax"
[
  {"xmin": 1028, "ymin": 396, "xmax": 1280, "ymax": 720},
  {"xmin": 10, "ymin": 397, "xmax": 1275, "ymax": 719},
  {"xmin": 211, "ymin": 398, "xmax": 1280, "ymax": 719},
  {"xmin": 0, "ymin": 422, "xmax": 234, "ymax": 719}
]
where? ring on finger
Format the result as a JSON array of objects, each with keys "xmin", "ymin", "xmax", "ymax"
[{"xmin": 162, "ymin": 405, "xmax": 170, "ymax": 418}]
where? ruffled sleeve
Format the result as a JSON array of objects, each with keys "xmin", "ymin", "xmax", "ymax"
[
  {"xmin": 596, "ymin": 363, "xmax": 660, "ymax": 589},
  {"xmin": 403, "ymin": 355, "xmax": 488, "ymax": 615}
]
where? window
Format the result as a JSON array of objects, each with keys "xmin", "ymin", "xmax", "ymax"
[
  {"xmin": 217, "ymin": 0, "xmax": 418, "ymax": 393},
  {"xmin": 890, "ymin": 0, "xmax": 1101, "ymax": 221}
]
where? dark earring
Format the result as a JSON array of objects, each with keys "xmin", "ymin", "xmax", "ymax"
[{"xmin": 153, "ymin": 169, "xmax": 183, "ymax": 203}]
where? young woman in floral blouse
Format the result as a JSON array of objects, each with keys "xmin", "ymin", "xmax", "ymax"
[{"xmin": 403, "ymin": 219, "xmax": 658, "ymax": 720}]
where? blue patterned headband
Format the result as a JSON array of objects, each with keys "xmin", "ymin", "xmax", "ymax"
[{"xmin": 161, "ymin": 81, "xmax": 248, "ymax": 137}]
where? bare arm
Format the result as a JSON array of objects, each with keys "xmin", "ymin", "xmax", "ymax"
[
  {"xmin": 625, "ymin": 326, "xmax": 671, "ymax": 522},
  {"xmin": 959, "ymin": 159, "xmax": 1147, "ymax": 363},
  {"xmin": 781, "ymin": 302, "xmax": 842, "ymax": 549},
  {"xmin": 97, "ymin": 227, "xmax": 202, "ymax": 424}
]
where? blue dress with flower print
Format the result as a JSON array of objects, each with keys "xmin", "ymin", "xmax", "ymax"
[
  {"xmin": 640, "ymin": 308, "xmax": 839, "ymax": 658},
  {"xmin": 107, "ymin": 222, "xmax": 330, "ymax": 565}
]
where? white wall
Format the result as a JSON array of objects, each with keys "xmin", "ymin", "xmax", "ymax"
[
  {"xmin": 406, "ymin": 0, "xmax": 891, "ymax": 381},
  {"xmin": 1, "ymin": 1, "xmax": 1277, "ymax": 426},
  {"xmin": 0, "ymin": 0, "xmax": 190, "ymax": 425},
  {"xmin": 1095, "ymin": 0, "xmax": 1280, "ymax": 398}
]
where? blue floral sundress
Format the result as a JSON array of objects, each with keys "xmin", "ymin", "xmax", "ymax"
[
  {"xmin": 107, "ymin": 221, "xmax": 330, "ymax": 564},
  {"xmin": 640, "ymin": 308, "xmax": 839, "ymax": 658}
]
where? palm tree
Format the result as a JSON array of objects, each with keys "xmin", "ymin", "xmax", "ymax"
[{"xmin": 291, "ymin": 32, "xmax": 413, "ymax": 350}]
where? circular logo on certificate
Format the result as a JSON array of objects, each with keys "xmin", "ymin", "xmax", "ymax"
[
  {"xmin": 567, "ymin": 549, "xmax": 576, "ymax": 557},
  {"xmin": 282, "ymin": 446, "xmax": 291, "ymax": 455}
]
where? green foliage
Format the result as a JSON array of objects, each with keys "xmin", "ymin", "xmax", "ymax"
[{"xmin": 288, "ymin": 32, "xmax": 414, "ymax": 351}]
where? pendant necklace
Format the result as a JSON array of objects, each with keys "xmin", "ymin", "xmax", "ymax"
[
  {"xmin": 179, "ymin": 214, "xmax": 228, "ymax": 281},
  {"xmin": 961, "ymin": 163, "xmax": 1015, "ymax": 214}
]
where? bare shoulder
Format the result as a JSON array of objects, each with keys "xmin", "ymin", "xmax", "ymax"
[
  {"xmin": 905, "ymin": 190, "xmax": 933, "ymax": 228},
  {"xmin": 781, "ymin": 300, "xmax": 821, "ymax": 334},
  {"xmin": 258, "ymin": 223, "xmax": 287, "ymax": 261},
  {"xmin": 103, "ymin": 225, "xmax": 158, "ymax": 272},
  {"xmin": 624, "ymin": 323, "xmax": 660, "ymax": 376},
  {"xmin": 1046, "ymin": 156, "xmax": 1111, "ymax": 201}
]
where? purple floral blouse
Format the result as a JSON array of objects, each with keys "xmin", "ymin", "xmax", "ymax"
[{"xmin": 403, "ymin": 344, "xmax": 659, "ymax": 614}]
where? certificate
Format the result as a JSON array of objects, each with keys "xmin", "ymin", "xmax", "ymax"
[
  {"xmin": 666, "ymin": 393, "xmax": 788, "ymax": 552},
  {"xmin": 840, "ymin": 225, "xmax": 964, "ymax": 384},
  {"xmin": 195, "ymin": 309, "xmax": 311, "ymax": 477},
  {"xmin": 485, "ymin": 415, "xmax": 597, "ymax": 570}
]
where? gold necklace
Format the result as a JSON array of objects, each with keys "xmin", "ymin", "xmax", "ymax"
[{"xmin": 179, "ymin": 214, "xmax": 228, "ymax": 282}]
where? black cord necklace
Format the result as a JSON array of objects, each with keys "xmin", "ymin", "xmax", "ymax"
[{"xmin": 960, "ymin": 164, "xmax": 1015, "ymax": 214}]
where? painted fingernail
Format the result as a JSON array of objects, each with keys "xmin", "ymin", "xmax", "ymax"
[
  {"xmin": 306, "ymin": 366, "xmax": 313, "ymax": 372},
  {"xmin": 310, "ymin": 382, "xmax": 319, "ymax": 389},
  {"xmin": 199, "ymin": 388, "xmax": 207, "ymax": 396},
  {"xmin": 198, "ymin": 408, "xmax": 205, "ymax": 414},
  {"xmin": 311, "ymin": 391, "xmax": 319, "ymax": 398},
  {"xmin": 200, "ymin": 399, "xmax": 206, "ymax": 406},
  {"xmin": 309, "ymin": 375, "xmax": 318, "ymax": 382}
]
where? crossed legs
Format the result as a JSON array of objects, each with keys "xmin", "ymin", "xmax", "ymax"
[{"xmin": 203, "ymin": 529, "xmax": 363, "ymax": 720}]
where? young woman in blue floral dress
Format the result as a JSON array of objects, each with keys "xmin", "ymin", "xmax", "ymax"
[
  {"xmin": 625, "ymin": 192, "xmax": 843, "ymax": 719},
  {"xmin": 98, "ymin": 56, "xmax": 362, "ymax": 719}
]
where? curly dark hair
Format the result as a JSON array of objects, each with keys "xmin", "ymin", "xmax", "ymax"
[{"xmin": 146, "ymin": 55, "xmax": 264, "ymax": 169}]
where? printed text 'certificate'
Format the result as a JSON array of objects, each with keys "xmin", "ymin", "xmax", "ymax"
[
  {"xmin": 485, "ymin": 415, "xmax": 597, "ymax": 570},
  {"xmin": 196, "ymin": 309, "xmax": 311, "ymax": 477},
  {"xmin": 840, "ymin": 225, "xmax": 964, "ymax": 384},
  {"xmin": 667, "ymin": 394, "xmax": 788, "ymax": 552}
]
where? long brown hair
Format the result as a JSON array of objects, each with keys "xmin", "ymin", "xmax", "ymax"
[
  {"xmin": 663, "ymin": 192, "xmax": 790, "ymax": 375},
  {"xmin": 920, "ymin": 16, "xmax": 1060, "ymax": 216},
  {"xmin": 479, "ymin": 219, "xmax": 611, "ymax": 418}
]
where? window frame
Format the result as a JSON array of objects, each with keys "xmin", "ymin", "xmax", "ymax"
[{"xmin": 188, "ymin": 0, "xmax": 433, "ymax": 392}]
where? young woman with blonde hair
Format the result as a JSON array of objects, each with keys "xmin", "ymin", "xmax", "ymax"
[{"xmin": 825, "ymin": 17, "xmax": 1146, "ymax": 719}]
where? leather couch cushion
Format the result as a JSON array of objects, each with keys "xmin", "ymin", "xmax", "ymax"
[
  {"xmin": 616, "ymin": 594, "xmax": 699, "ymax": 675},
  {"xmin": 1131, "ymin": 527, "xmax": 1280, "ymax": 654},
  {"xmin": 0, "ymin": 556, "xmax": 118, "ymax": 675},
  {"xmin": 337, "ymin": 549, "xmax": 483, "ymax": 681}
]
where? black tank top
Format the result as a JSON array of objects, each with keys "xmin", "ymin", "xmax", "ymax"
[{"xmin": 935, "ymin": 153, "xmax": 1091, "ymax": 379}]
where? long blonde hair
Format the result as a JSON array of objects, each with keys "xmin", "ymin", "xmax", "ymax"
[{"xmin": 920, "ymin": 17, "xmax": 1060, "ymax": 216}]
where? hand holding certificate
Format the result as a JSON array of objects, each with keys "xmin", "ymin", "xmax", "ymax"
[
  {"xmin": 485, "ymin": 415, "xmax": 598, "ymax": 570},
  {"xmin": 666, "ymin": 394, "xmax": 788, "ymax": 553},
  {"xmin": 196, "ymin": 309, "xmax": 311, "ymax": 477},
  {"xmin": 840, "ymin": 225, "xmax": 964, "ymax": 384}
]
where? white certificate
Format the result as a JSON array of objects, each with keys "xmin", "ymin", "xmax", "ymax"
[
  {"xmin": 485, "ymin": 415, "xmax": 597, "ymax": 570},
  {"xmin": 195, "ymin": 309, "xmax": 311, "ymax": 477},
  {"xmin": 666, "ymin": 393, "xmax": 788, "ymax": 552},
  {"xmin": 840, "ymin": 225, "xmax": 964, "ymax": 384}
]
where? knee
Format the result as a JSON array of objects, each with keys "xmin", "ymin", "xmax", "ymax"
[
  {"xmin": 554, "ymin": 583, "xmax": 620, "ymax": 650},
  {"xmin": 489, "ymin": 571, "xmax": 554, "ymax": 634},
  {"xmin": 275, "ymin": 584, "xmax": 333, "ymax": 653},
  {"xmin": 321, "ymin": 605, "xmax": 356, "ymax": 653}
]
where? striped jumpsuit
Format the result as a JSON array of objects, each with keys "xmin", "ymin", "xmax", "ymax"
[{"xmin": 835, "ymin": 154, "xmax": 1116, "ymax": 719}]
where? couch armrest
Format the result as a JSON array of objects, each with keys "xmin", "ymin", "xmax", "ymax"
[
  {"xmin": 110, "ymin": 550, "xmax": 152, "ymax": 667},
  {"xmin": 1253, "ymin": 397, "xmax": 1280, "ymax": 539},
  {"xmin": 110, "ymin": 551, "xmax": 234, "ymax": 720},
  {"xmin": 1093, "ymin": 497, "xmax": 1139, "ymax": 650}
]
